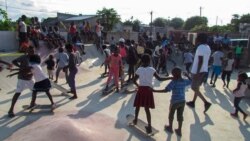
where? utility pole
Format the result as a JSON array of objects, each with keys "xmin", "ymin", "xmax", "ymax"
[
  {"xmin": 150, "ymin": 11, "xmax": 153, "ymax": 34},
  {"xmin": 199, "ymin": 6, "xmax": 202, "ymax": 17},
  {"xmin": 5, "ymin": 0, "xmax": 7, "ymax": 11},
  {"xmin": 216, "ymin": 16, "xmax": 218, "ymax": 25}
]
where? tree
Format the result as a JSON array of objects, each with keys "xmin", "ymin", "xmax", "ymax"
[
  {"xmin": 123, "ymin": 19, "xmax": 141, "ymax": 32},
  {"xmin": 96, "ymin": 7, "xmax": 120, "ymax": 31},
  {"xmin": 184, "ymin": 16, "xmax": 208, "ymax": 30},
  {"xmin": 170, "ymin": 17, "xmax": 184, "ymax": 29},
  {"xmin": 208, "ymin": 25, "xmax": 234, "ymax": 33},
  {"xmin": 0, "ymin": 8, "xmax": 13, "ymax": 31},
  {"xmin": 239, "ymin": 14, "xmax": 250, "ymax": 23},
  {"xmin": 230, "ymin": 14, "xmax": 240, "ymax": 32},
  {"xmin": 153, "ymin": 17, "xmax": 168, "ymax": 27},
  {"xmin": 191, "ymin": 24, "xmax": 209, "ymax": 32}
]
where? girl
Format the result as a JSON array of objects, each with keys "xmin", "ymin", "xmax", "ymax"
[
  {"xmin": 105, "ymin": 46, "xmax": 123, "ymax": 92},
  {"xmin": 27, "ymin": 54, "xmax": 55, "ymax": 110},
  {"xmin": 133, "ymin": 54, "xmax": 172, "ymax": 134},
  {"xmin": 221, "ymin": 52, "xmax": 234, "ymax": 88},
  {"xmin": 231, "ymin": 72, "xmax": 249, "ymax": 120}
]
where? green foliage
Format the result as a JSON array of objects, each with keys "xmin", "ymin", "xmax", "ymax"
[
  {"xmin": 169, "ymin": 17, "xmax": 184, "ymax": 29},
  {"xmin": 123, "ymin": 19, "xmax": 141, "ymax": 32},
  {"xmin": 190, "ymin": 24, "xmax": 209, "ymax": 32},
  {"xmin": 208, "ymin": 25, "xmax": 234, "ymax": 33},
  {"xmin": 153, "ymin": 17, "xmax": 169, "ymax": 27},
  {"xmin": 240, "ymin": 14, "xmax": 250, "ymax": 23},
  {"xmin": 0, "ymin": 8, "xmax": 14, "ymax": 31},
  {"xmin": 184, "ymin": 16, "xmax": 208, "ymax": 30},
  {"xmin": 97, "ymin": 7, "xmax": 120, "ymax": 31},
  {"xmin": 123, "ymin": 20, "xmax": 133, "ymax": 26}
]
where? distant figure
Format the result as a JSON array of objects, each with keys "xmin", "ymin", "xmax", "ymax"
[
  {"xmin": 230, "ymin": 72, "xmax": 249, "ymax": 120},
  {"xmin": 221, "ymin": 52, "xmax": 234, "ymax": 88},
  {"xmin": 153, "ymin": 67, "xmax": 191, "ymax": 137},
  {"xmin": 183, "ymin": 50, "xmax": 193, "ymax": 74},
  {"xmin": 133, "ymin": 54, "xmax": 172, "ymax": 134},
  {"xmin": 18, "ymin": 15, "xmax": 27, "ymax": 51},
  {"xmin": 235, "ymin": 45, "xmax": 243, "ymax": 69},
  {"xmin": 210, "ymin": 47, "xmax": 224, "ymax": 87},
  {"xmin": 186, "ymin": 33, "xmax": 212, "ymax": 113},
  {"xmin": 45, "ymin": 55, "xmax": 56, "ymax": 80},
  {"xmin": 54, "ymin": 47, "xmax": 69, "ymax": 83}
]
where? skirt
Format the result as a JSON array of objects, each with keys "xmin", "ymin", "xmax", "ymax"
[
  {"xmin": 33, "ymin": 78, "xmax": 51, "ymax": 92},
  {"xmin": 133, "ymin": 86, "xmax": 155, "ymax": 108}
]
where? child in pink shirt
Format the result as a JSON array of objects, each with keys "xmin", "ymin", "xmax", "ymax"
[{"xmin": 105, "ymin": 47, "xmax": 123, "ymax": 92}]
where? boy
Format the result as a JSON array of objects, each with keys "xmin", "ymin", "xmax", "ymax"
[{"xmin": 153, "ymin": 67, "xmax": 191, "ymax": 136}]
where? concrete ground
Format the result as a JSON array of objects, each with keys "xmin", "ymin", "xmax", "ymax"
[{"xmin": 0, "ymin": 45, "xmax": 250, "ymax": 141}]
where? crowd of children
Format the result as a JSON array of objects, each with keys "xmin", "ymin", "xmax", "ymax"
[{"xmin": 3, "ymin": 22, "xmax": 250, "ymax": 138}]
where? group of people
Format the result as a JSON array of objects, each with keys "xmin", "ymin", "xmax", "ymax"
[
  {"xmin": 100, "ymin": 32, "xmax": 249, "ymax": 136},
  {"xmin": 2, "ymin": 23, "xmax": 250, "ymax": 137},
  {"xmin": 5, "ymin": 43, "xmax": 79, "ymax": 118}
]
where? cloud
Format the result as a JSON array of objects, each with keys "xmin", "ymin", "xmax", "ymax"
[{"xmin": 21, "ymin": 2, "xmax": 35, "ymax": 7}]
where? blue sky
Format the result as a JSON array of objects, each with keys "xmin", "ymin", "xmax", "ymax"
[{"xmin": 0, "ymin": 0, "xmax": 250, "ymax": 26}]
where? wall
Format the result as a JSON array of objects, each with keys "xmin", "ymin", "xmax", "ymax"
[
  {"xmin": 0, "ymin": 31, "xmax": 19, "ymax": 52},
  {"xmin": 106, "ymin": 31, "xmax": 138, "ymax": 43}
]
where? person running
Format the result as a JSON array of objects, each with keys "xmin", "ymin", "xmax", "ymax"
[
  {"xmin": 45, "ymin": 54, "xmax": 56, "ymax": 80},
  {"xmin": 221, "ymin": 52, "xmax": 234, "ymax": 88},
  {"xmin": 65, "ymin": 44, "xmax": 78, "ymax": 99},
  {"xmin": 153, "ymin": 67, "xmax": 191, "ymax": 136},
  {"xmin": 210, "ymin": 47, "xmax": 224, "ymax": 87},
  {"xmin": 230, "ymin": 72, "xmax": 249, "ymax": 120},
  {"xmin": 183, "ymin": 49, "xmax": 193, "ymax": 74},
  {"xmin": 133, "ymin": 54, "xmax": 172, "ymax": 134},
  {"xmin": 8, "ymin": 46, "xmax": 35, "ymax": 118},
  {"xmin": 54, "ymin": 47, "xmax": 69, "ymax": 83},
  {"xmin": 186, "ymin": 33, "xmax": 212, "ymax": 113},
  {"xmin": 105, "ymin": 46, "xmax": 123, "ymax": 92},
  {"xmin": 26, "ymin": 54, "xmax": 55, "ymax": 110}
]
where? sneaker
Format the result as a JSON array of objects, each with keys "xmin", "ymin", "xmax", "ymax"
[
  {"xmin": 8, "ymin": 112, "xmax": 15, "ymax": 118},
  {"xmin": 204, "ymin": 102, "xmax": 211, "ymax": 113},
  {"xmin": 186, "ymin": 101, "xmax": 195, "ymax": 108},
  {"xmin": 230, "ymin": 113, "xmax": 238, "ymax": 118},
  {"xmin": 164, "ymin": 125, "xmax": 173, "ymax": 133}
]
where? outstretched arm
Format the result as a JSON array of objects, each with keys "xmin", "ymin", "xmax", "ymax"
[
  {"xmin": 154, "ymin": 72, "xmax": 173, "ymax": 81},
  {"xmin": 7, "ymin": 72, "xmax": 19, "ymax": 77},
  {"xmin": 133, "ymin": 75, "xmax": 139, "ymax": 88}
]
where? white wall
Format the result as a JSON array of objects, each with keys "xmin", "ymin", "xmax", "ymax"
[{"xmin": 0, "ymin": 31, "xmax": 19, "ymax": 52}]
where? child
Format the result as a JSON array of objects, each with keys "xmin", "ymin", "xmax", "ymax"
[
  {"xmin": 183, "ymin": 49, "xmax": 193, "ymax": 74},
  {"xmin": 26, "ymin": 54, "xmax": 55, "ymax": 110},
  {"xmin": 133, "ymin": 54, "xmax": 172, "ymax": 134},
  {"xmin": 221, "ymin": 52, "xmax": 234, "ymax": 88},
  {"xmin": 231, "ymin": 72, "xmax": 249, "ymax": 120},
  {"xmin": 101, "ymin": 45, "xmax": 111, "ymax": 76},
  {"xmin": 153, "ymin": 67, "xmax": 191, "ymax": 136},
  {"xmin": 105, "ymin": 46, "xmax": 123, "ymax": 92},
  {"xmin": 157, "ymin": 48, "xmax": 167, "ymax": 74},
  {"xmin": 210, "ymin": 47, "xmax": 224, "ymax": 87},
  {"xmin": 45, "ymin": 55, "xmax": 56, "ymax": 80}
]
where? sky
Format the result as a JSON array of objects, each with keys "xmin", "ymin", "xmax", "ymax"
[{"xmin": 0, "ymin": 0, "xmax": 249, "ymax": 26}]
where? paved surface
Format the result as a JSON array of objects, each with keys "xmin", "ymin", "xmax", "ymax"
[{"xmin": 0, "ymin": 45, "xmax": 250, "ymax": 141}]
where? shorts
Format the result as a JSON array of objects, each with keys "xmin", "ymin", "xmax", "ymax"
[
  {"xmin": 33, "ymin": 79, "xmax": 51, "ymax": 92},
  {"xmin": 191, "ymin": 72, "xmax": 206, "ymax": 90},
  {"xmin": 16, "ymin": 79, "xmax": 34, "ymax": 93},
  {"xmin": 212, "ymin": 65, "xmax": 222, "ymax": 75}
]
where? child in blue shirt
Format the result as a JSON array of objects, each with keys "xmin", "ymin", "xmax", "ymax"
[{"xmin": 153, "ymin": 67, "xmax": 191, "ymax": 136}]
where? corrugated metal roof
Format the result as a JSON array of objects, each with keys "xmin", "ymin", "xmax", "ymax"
[{"xmin": 65, "ymin": 15, "xmax": 97, "ymax": 21}]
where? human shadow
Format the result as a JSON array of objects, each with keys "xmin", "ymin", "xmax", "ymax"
[
  {"xmin": 0, "ymin": 92, "xmax": 32, "ymax": 105},
  {"xmin": 114, "ymin": 95, "xmax": 156, "ymax": 141},
  {"xmin": 189, "ymin": 109, "xmax": 213, "ymax": 141},
  {"xmin": 238, "ymin": 118, "xmax": 250, "ymax": 141},
  {"xmin": 76, "ymin": 78, "xmax": 102, "ymax": 89},
  {"xmin": 68, "ymin": 88, "xmax": 128, "ymax": 119},
  {"xmin": 0, "ymin": 96, "xmax": 71, "ymax": 140}
]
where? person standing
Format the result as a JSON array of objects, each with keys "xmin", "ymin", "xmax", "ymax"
[
  {"xmin": 65, "ymin": 44, "xmax": 78, "ymax": 99},
  {"xmin": 133, "ymin": 54, "xmax": 172, "ymax": 134},
  {"xmin": 8, "ymin": 46, "xmax": 35, "ymax": 118},
  {"xmin": 18, "ymin": 15, "xmax": 27, "ymax": 51},
  {"xmin": 54, "ymin": 47, "xmax": 69, "ymax": 83},
  {"xmin": 186, "ymin": 33, "xmax": 212, "ymax": 113},
  {"xmin": 183, "ymin": 49, "xmax": 194, "ymax": 74},
  {"xmin": 210, "ymin": 47, "xmax": 224, "ymax": 87},
  {"xmin": 221, "ymin": 52, "xmax": 234, "ymax": 88},
  {"xmin": 235, "ymin": 45, "xmax": 243, "ymax": 69}
]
